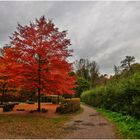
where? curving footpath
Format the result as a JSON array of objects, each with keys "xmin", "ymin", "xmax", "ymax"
[{"xmin": 64, "ymin": 104, "xmax": 118, "ymax": 139}]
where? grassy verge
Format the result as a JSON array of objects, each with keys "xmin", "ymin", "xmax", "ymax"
[
  {"xmin": 51, "ymin": 107, "xmax": 83, "ymax": 124},
  {"xmin": 97, "ymin": 108, "xmax": 140, "ymax": 139}
]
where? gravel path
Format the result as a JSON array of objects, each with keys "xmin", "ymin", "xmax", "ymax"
[{"xmin": 64, "ymin": 104, "xmax": 117, "ymax": 139}]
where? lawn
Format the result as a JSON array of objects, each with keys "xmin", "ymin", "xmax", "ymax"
[
  {"xmin": 0, "ymin": 103, "xmax": 69, "ymax": 139},
  {"xmin": 0, "ymin": 103, "xmax": 83, "ymax": 139},
  {"xmin": 0, "ymin": 114, "xmax": 70, "ymax": 139},
  {"xmin": 97, "ymin": 108, "xmax": 140, "ymax": 139}
]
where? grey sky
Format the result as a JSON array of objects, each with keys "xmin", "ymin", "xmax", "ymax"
[{"xmin": 0, "ymin": 1, "xmax": 140, "ymax": 75}]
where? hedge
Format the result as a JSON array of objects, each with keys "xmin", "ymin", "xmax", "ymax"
[
  {"xmin": 81, "ymin": 72, "xmax": 140, "ymax": 118},
  {"xmin": 56, "ymin": 98, "xmax": 80, "ymax": 113}
]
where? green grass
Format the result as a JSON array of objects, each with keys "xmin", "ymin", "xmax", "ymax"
[
  {"xmin": 51, "ymin": 116, "xmax": 69, "ymax": 124},
  {"xmin": 51, "ymin": 107, "xmax": 83, "ymax": 123},
  {"xmin": 97, "ymin": 108, "xmax": 140, "ymax": 139}
]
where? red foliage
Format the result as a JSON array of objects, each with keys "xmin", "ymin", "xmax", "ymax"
[{"xmin": 4, "ymin": 16, "xmax": 76, "ymax": 111}]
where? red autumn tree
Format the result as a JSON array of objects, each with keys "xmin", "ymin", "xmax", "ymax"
[
  {"xmin": 0, "ymin": 47, "xmax": 18, "ymax": 104},
  {"xmin": 0, "ymin": 56, "xmax": 10, "ymax": 104},
  {"xmin": 5, "ymin": 16, "xmax": 76, "ymax": 112}
]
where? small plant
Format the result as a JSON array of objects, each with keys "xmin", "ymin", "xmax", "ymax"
[
  {"xmin": 56, "ymin": 98, "xmax": 80, "ymax": 114},
  {"xmin": 41, "ymin": 108, "xmax": 48, "ymax": 113},
  {"xmin": 3, "ymin": 104, "xmax": 15, "ymax": 112}
]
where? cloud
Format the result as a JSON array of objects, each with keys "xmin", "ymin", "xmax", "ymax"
[{"xmin": 0, "ymin": 1, "xmax": 140, "ymax": 75}]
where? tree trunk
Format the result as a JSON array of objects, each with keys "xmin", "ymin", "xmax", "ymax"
[
  {"xmin": 37, "ymin": 87, "xmax": 41, "ymax": 112},
  {"xmin": 37, "ymin": 55, "xmax": 41, "ymax": 112},
  {"xmin": 1, "ymin": 84, "xmax": 6, "ymax": 105},
  {"xmin": 57, "ymin": 95, "xmax": 59, "ymax": 104},
  {"xmin": 1, "ymin": 89, "xmax": 4, "ymax": 105}
]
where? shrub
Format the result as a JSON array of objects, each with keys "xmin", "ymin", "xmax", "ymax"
[
  {"xmin": 75, "ymin": 77, "xmax": 90, "ymax": 97},
  {"xmin": 81, "ymin": 86, "xmax": 105, "ymax": 107},
  {"xmin": 41, "ymin": 108, "xmax": 48, "ymax": 113},
  {"xmin": 56, "ymin": 98, "xmax": 80, "ymax": 114},
  {"xmin": 3, "ymin": 103, "xmax": 15, "ymax": 112},
  {"xmin": 81, "ymin": 72, "xmax": 140, "ymax": 118}
]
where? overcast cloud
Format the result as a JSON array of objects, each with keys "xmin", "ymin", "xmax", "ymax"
[{"xmin": 0, "ymin": 1, "xmax": 140, "ymax": 75}]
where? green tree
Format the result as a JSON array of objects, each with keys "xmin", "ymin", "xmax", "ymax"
[
  {"xmin": 90, "ymin": 61, "xmax": 99, "ymax": 87},
  {"xmin": 121, "ymin": 56, "xmax": 135, "ymax": 70},
  {"xmin": 114, "ymin": 65, "xmax": 120, "ymax": 75},
  {"xmin": 130, "ymin": 63, "xmax": 140, "ymax": 73},
  {"xmin": 74, "ymin": 58, "xmax": 99, "ymax": 87},
  {"xmin": 113, "ymin": 65, "xmax": 121, "ymax": 79},
  {"xmin": 75, "ymin": 77, "xmax": 90, "ymax": 97}
]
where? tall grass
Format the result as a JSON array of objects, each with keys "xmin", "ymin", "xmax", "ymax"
[{"xmin": 97, "ymin": 108, "xmax": 140, "ymax": 139}]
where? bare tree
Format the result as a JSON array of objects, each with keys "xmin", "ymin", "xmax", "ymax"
[{"xmin": 74, "ymin": 58, "xmax": 99, "ymax": 87}]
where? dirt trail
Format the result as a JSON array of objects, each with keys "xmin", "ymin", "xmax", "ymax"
[{"xmin": 64, "ymin": 104, "xmax": 117, "ymax": 139}]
